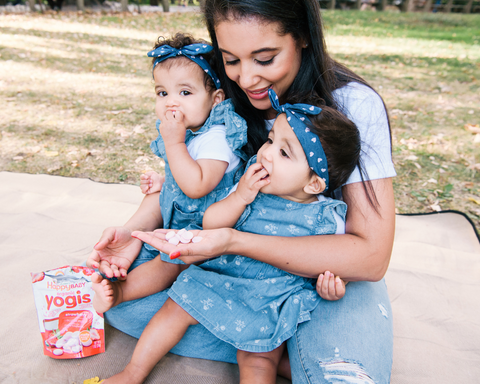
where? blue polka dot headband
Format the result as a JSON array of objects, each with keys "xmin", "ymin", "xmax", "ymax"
[
  {"xmin": 147, "ymin": 43, "xmax": 221, "ymax": 89},
  {"xmin": 268, "ymin": 89, "xmax": 329, "ymax": 189}
]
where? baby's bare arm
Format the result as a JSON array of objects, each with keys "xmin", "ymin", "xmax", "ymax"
[{"xmin": 203, "ymin": 162, "xmax": 270, "ymax": 229}]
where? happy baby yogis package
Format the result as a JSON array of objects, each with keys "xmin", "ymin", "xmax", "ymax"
[{"xmin": 31, "ymin": 265, "xmax": 105, "ymax": 359}]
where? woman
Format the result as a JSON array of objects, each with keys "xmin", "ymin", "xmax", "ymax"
[{"xmin": 88, "ymin": 1, "xmax": 396, "ymax": 382}]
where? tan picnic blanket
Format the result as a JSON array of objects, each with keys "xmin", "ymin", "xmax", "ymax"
[{"xmin": 0, "ymin": 171, "xmax": 479, "ymax": 384}]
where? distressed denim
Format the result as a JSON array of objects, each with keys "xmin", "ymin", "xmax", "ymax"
[{"xmin": 105, "ymin": 245, "xmax": 393, "ymax": 383}]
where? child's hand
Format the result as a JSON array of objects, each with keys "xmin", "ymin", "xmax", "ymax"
[
  {"xmin": 87, "ymin": 226, "xmax": 143, "ymax": 280},
  {"xmin": 236, "ymin": 162, "xmax": 270, "ymax": 204},
  {"xmin": 160, "ymin": 110, "xmax": 187, "ymax": 147},
  {"xmin": 140, "ymin": 171, "xmax": 164, "ymax": 195},
  {"xmin": 316, "ymin": 271, "xmax": 347, "ymax": 301}
]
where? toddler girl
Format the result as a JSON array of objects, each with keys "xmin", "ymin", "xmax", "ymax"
[
  {"xmin": 96, "ymin": 89, "xmax": 360, "ymax": 383},
  {"xmin": 89, "ymin": 33, "xmax": 248, "ymax": 311}
]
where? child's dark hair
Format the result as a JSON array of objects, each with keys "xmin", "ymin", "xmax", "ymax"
[
  {"xmin": 152, "ymin": 33, "xmax": 217, "ymax": 93},
  {"xmin": 289, "ymin": 93, "xmax": 362, "ymax": 196}
]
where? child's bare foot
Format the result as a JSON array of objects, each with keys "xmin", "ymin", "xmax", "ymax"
[
  {"xmin": 91, "ymin": 272, "xmax": 120, "ymax": 314},
  {"xmin": 103, "ymin": 362, "xmax": 149, "ymax": 384}
]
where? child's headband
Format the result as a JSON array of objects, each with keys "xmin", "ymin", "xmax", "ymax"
[
  {"xmin": 268, "ymin": 89, "xmax": 329, "ymax": 190},
  {"xmin": 147, "ymin": 43, "xmax": 221, "ymax": 89}
]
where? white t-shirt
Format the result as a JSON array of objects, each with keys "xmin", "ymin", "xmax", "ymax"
[
  {"xmin": 265, "ymin": 82, "xmax": 396, "ymax": 185},
  {"xmin": 187, "ymin": 124, "xmax": 240, "ymax": 173}
]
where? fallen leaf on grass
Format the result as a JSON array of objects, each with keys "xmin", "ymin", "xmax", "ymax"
[
  {"xmin": 133, "ymin": 125, "xmax": 145, "ymax": 134},
  {"xmin": 468, "ymin": 197, "xmax": 480, "ymax": 205},
  {"xmin": 464, "ymin": 124, "xmax": 480, "ymax": 134},
  {"xmin": 429, "ymin": 200, "xmax": 441, "ymax": 212},
  {"xmin": 105, "ymin": 109, "xmax": 133, "ymax": 115},
  {"xmin": 115, "ymin": 128, "xmax": 132, "ymax": 138},
  {"xmin": 135, "ymin": 156, "xmax": 150, "ymax": 164},
  {"xmin": 44, "ymin": 151, "xmax": 59, "ymax": 157}
]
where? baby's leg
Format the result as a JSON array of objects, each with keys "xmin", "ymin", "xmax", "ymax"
[
  {"xmin": 104, "ymin": 298, "xmax": 198, "ymax": 384},
  {"xmin": 92, "ymin": 256, "xmax": 186, "ymax": 314},
  {"xmin": 237, "ymin": 343, "xmax": 285, "ymax": 384}
]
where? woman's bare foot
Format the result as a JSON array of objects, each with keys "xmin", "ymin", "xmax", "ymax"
[{"xmin": 91, "ymin": 272, "xmax": 121, "ymax": 314}]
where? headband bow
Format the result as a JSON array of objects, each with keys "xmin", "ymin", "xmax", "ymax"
[
  {"xmin": 147, "ymin": 43, "xmax": 221, "ymax": 89},
  {"xmin": 268, "ymin": 89, "xmax": 329, "ymax": 189}
]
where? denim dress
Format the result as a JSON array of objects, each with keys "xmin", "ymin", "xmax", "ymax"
[
  {"xmin": 168, "ymin": 158, "xmax": 347, "ymax": 352},
  {"xmin": 146, "ymin": 99, "xmax": 248, "ymax": 263}
]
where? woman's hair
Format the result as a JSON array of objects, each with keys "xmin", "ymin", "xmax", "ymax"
[
  {"xmin": 203, "ymin": 0, "xmax": 390, "ymax": 210},
  {"xmin": 152, "ymin": 32, "xmax": 217, "ymax": 93}
]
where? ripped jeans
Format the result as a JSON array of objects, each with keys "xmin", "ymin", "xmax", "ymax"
[{"xmin": 105, "ymin": 245, "xmax": 393, "ymax": 384}]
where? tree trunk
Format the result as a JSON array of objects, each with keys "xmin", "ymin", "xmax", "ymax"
[
  {"xmin": 77, "ymin": 0, "xmax": 85, "ymax": 11},
  {"xmin": 121, "ymin": 0, "xmax": 128, "ymax": 12},
  {"xmin": 377, "ymin": 0, "xmax": 388, "ymax": 11},
  {"xmin": 444, "ymin": 0, "xmax": 454, "ymax": 12},
  {"xmin": 463, "ymin": 0, "xmax": 473, "ymax": 13},
  {"xmin": 28, "ymin": 0, "xmax": 36, "ymax": 11},
  {"xmin": 161, "ymin": 0, "xmax": 169, "ymax": 11},
  {"xmin": 422, "ymin": 0, "xmax": 433, "ymax": 12},
  {"xmin": 327, "ymin": 0, "xmax": 335, "ymax": 10}
]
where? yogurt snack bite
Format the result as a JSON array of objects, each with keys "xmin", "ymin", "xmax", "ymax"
[{"xmin": 31, "ymin": 265, "xmax": 105, "ymax": 359}]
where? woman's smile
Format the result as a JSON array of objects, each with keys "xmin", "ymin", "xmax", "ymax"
[
  {"xmin": 216, "ymin": 18, "xmax": 303, "ymax": 116},
  {"xmin": 245, "ymin": 86, "xmax": 271, "ymax": 100}
]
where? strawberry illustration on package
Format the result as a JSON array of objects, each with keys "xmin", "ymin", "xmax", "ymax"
[{"xmin": 31, "ymin": 265, "xmax": 105, "ymax": 359}]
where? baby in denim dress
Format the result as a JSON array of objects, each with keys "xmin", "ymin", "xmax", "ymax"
[
  {"xmin": 89, "ymin": 33, "xmax": 247, "ymax": 313},
  {"xmin": 93, "ymin": 89, "xmax": 361, "ymax": 384}
]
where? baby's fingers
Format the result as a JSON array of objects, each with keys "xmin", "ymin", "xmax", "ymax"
[{"xmin": 334, "ymin": 276, "xmax": 346, "ymax": 299}]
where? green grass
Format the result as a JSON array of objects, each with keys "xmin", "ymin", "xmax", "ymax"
[{"xmin": 0, "ymin": 10, "xmax": 479, "ymax": 230}]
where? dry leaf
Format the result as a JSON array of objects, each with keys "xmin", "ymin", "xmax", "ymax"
[
  {"xmin": 44, "ymin": 151, "xmax": 59, "ymax": 157},
  {"xmin": 135, "ymin": 156, "xmax": 149, "ymax": 164},
  {"xmin": 464, "ymin": 124, "xmax": 480, "ymax": 134},
  {"xmin": 115, "ymin": 128, "xmax": 131, "ymax": 138},
  {"xmin": 468, "ymin": 197, "xmax": 480, "ymax": 205},
  {"xmin": 429, "ymin": 200, "xmax": 441, "ymax": 212}
]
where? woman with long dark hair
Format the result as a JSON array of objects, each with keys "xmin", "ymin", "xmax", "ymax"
[{"xmin": 88, "ymin": 1, "xmax": 396, "ymax": 382}]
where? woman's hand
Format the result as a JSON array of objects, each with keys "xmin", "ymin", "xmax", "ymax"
[
  {"xmin": 132, "ymin": 228, "xmax": 233, "ymax": 264},
  {"xmin": 87, "ymin": 226, "xmax": 143, "ymax": 279}
]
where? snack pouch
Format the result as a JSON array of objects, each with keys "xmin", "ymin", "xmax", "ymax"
[{"xmin": 31, "ymin": 265, "xmax": 105, "ymax": 359}]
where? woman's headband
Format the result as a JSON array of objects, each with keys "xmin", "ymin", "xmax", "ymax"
[
  {"xmin": 268, "ymin": 89, "xmax": 329, "ymax": 189},
  {"xmin": 147, "ymin": 43, "xmax": 221, "ymax": 89}
]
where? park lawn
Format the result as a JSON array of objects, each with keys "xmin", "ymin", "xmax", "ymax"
[{"xmin": 0, "ymin": 10, "xmax": 479, "ymax": 229}]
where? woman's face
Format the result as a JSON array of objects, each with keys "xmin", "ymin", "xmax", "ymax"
[{"xmin": 215, "ymin": 17, "xmax": 303, "ymax": 118}]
